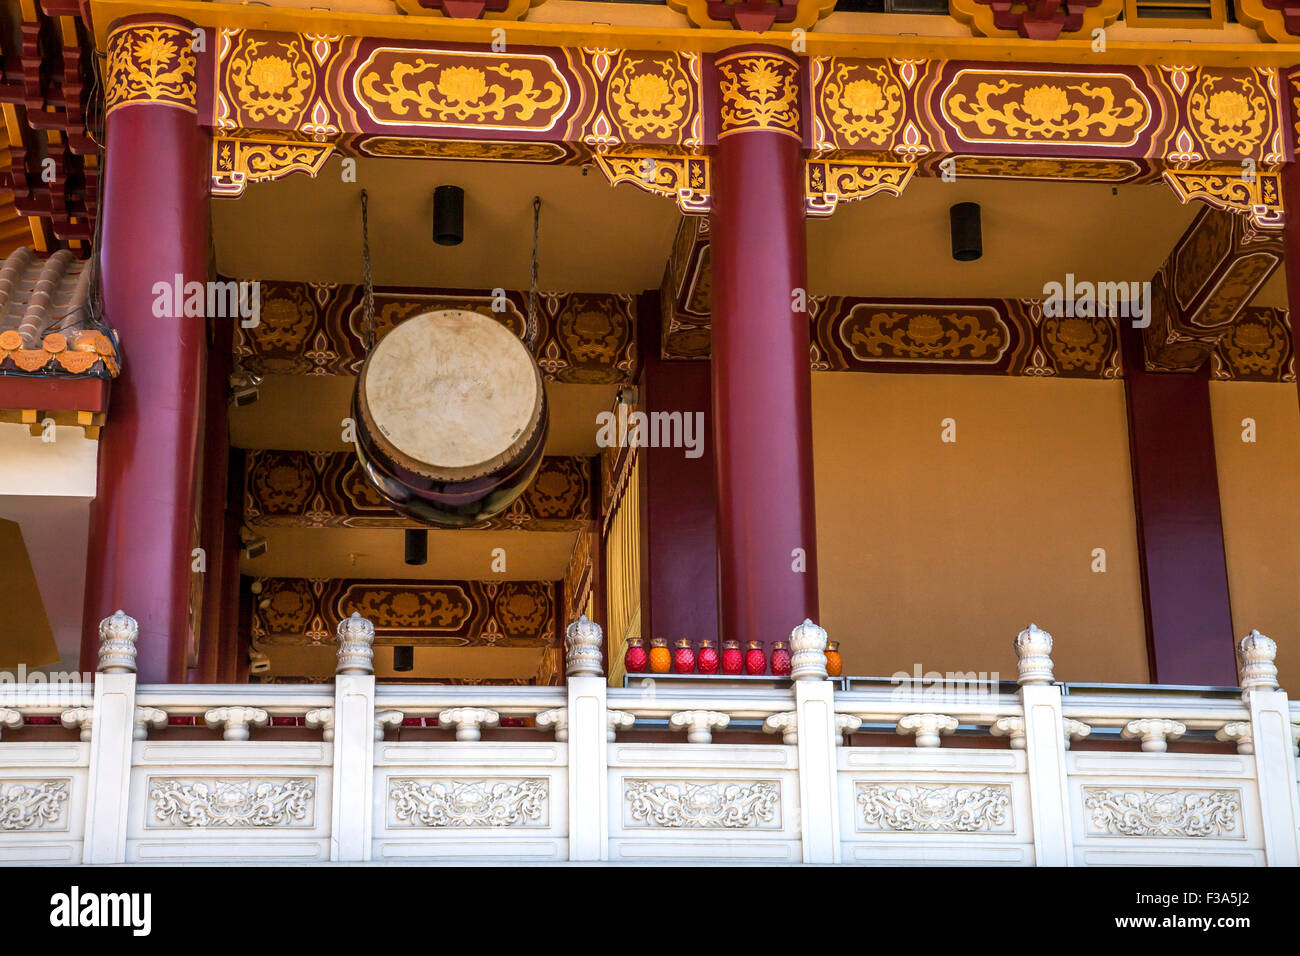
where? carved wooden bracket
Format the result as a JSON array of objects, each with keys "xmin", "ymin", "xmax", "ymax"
[{"xmin": 950, "ymin": 0, "xmax": 1122, "ymax": 39}]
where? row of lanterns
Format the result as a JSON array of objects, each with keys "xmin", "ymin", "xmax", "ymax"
[{"xmin": 624, "ymin": 637, "xmax": 843, "ymax": 678}]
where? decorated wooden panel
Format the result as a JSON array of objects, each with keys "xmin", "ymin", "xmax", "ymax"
[
  {"xmin": 212, "ymin": 31, "xmax": 705, "ymax": 149},
  {"xmin": 811, "ymin": 296, "xmax": 1122, "ymax": 379},
  {"xmin": 251, "ymin": 577, "xmax": 558, "ymax": 646},
  {"xmin": 233, "ymin": 281, "xmax": 636, "ymax": 384},
  {"xmin": 245, "ymin": 451, "xmax": 594, "ymax": 531},
  {"xmin": 1211, "ymin": 308, "xmax": 1296, "ymax": 382}
]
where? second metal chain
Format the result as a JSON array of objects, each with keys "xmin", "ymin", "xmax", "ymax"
[
  {"xmin": 527, "ymin": 196, "xmax": 541, "ymax": 352},
  {"xmin": 361, "ymin": 189, "xmax": 375, "ymax": 353}
]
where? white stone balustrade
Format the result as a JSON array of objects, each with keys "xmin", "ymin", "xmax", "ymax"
[
  {"xmin": 61, "ymin": 707, "xmax": 94, "ymax": 741},
  {"xmin": 2, "ymin": 614, "xmax": 1298, "ymax": 866},
  {"xmin": 204, "ymin": 706, "xmax": 270, "ymax": 741},
  {"xmin": 669, "ymin": 709, "xmax": 729, "ymax": 743},
  {"xmin": 1216, "ymin": 721, "xmax": 1253, "ymax": 754},
  {"xmin": 132, "ymin": 707, "xmax": 168, "ymax": 741},
  {"xmin": 438, "ymin": 707, "xmax": 499, "ymax": 741},
  {"xmin": 763, "ymin": 710, "xmax": 797, "ymax": 744},
  {"xmin": 0, "ymin": 708, "xmax": 22, "ymax": 739},
  {"xmin": 1121, "ymin": 718, "xmax": 1186, "ymax": 752},
  {"xmin": 992, "ymin": 715, "xmax": 1091, "ymax": 750},
  {"xmin": 306, "ymin": 707, "xmax": 335, "ymax": 742},
  {"xmin": 375, "ymin": 709, "xmax": 403, "ymax": 740},
  {"xmin": 897, "ymin": 713, "xmax": 958, "ymax": 748}
]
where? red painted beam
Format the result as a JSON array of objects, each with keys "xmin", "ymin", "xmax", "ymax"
[
  {"xmin": 0, "ymin": 375, "xmax": 108, "ymax": 413},
  {"xmin": 1119, "ymin": 321, "xmax": 1237, "ymax": 685}
]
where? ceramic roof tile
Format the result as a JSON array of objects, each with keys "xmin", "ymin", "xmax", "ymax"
[{"xmin": 0, "ymin": 247, "xmax": 117, "ymax": 378}]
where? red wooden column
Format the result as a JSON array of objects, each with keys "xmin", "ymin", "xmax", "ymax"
[
  {"xmin": 636, "ymin": 292, "xmax": 720, "ymax": 644},
  {"xmin": 1119, "ymin": 321, "xmax": 1236, "ymax": 685},
  {"xmin": 1283, "ymin": 70, "xmax": 1300, "ymax": 416},
  {"xmin": 708, "ymin": 47, "xmax": 818, "ymax": 648},
  {"xmin": 80, "ymin": 16, "xmax": 210, "ymax": 682}
]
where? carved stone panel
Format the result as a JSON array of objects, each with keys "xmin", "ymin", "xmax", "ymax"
[
  {"xmin": 623, "ymin": 779, "xmax": 782, "ymax": 830},
  {"xmin": 388, "ymin": 777, "xmax": 550, "ymax": 828},
  {"xmin": 146, "ymin": 777, "xmax": 316, "ymax": 829},
  {"xmin": 854, "ymin": 782, "xmax": 1014, "ymax": 834},
  {"xmin": 1081, "ymin": 787, "xmax": 1244, "ymax": 839},
  {"xmin": 0, "ymin": 779, "xmax": 70, "ymax": 831}
]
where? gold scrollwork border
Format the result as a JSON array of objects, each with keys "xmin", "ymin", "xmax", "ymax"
[
  {"xmin": 595, "ymin": 149, "xmax": 711, "ymax": 214},
  {"xmin": 806, "ymin": 159, "xmax": 916, "ymax": 216},
  {"xmin": 1162, "ymin": 166, "xmax": 1285, "ymax": 230},
  {"xmin": 212, "ymin": 133, "xmax": 338, "ymax": 197}
]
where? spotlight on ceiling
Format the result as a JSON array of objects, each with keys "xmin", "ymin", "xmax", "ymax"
[
  {"xmin": 949, "ymin": 202, "xmax": 982, "ymax": 262},
  {"xmin": 239, "ymin": 525, "xmax": 268, "ymax": 560},
  {"xmin": 393, "ymin": 645, "xmax": 414, "ymax": 673},
  {"xmin": 433, "ymin": 185, "xmax": 464, "ymax": 246},
  {"xmin": 404, "ymin": 528, "xmax": 428, "ymax": 566}
]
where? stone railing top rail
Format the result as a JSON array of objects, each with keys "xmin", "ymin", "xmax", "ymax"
[
  {"xmin": 373, "ymin": 684, "xmax": 566, "ymax": 717},
  {"xmin": 0, "ymin": 684, "xmax": 94, "ymax": 713},
  {"xmin": 1060, "ymin": 692, "xmax": 1251, "ymax": 731},
  {"xmin": 607, "ymin": 684, "xmax": 795, "ymax": 721},
  {"xmin": 833, "ymin": 689, "xmax": 1023, "ymax": 725},
  {"xmin": 135, "ymin": 683, "xmax": 336, "ymax": 716}
]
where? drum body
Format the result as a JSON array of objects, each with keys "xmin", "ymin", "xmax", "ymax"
[{"xmin": 353, "ymin": 309, "xmax": 548, "ymax": 528}]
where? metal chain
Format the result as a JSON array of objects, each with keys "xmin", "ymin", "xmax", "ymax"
[
  {"xmin": 527, "ymin": 196, "xmax": 541, "ymax": 351},
  {"xmin": 361, "ymin": 189, "xmax": 375, "ymax": 352}
]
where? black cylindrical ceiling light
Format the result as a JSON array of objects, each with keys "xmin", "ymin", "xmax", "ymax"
[
  {"xmin": 393, "ymin": 645, "xmax": 414, "ymax": 672},
  {"xmin": 433, "ymin": 185, "xmax": 464, "ymax": 246},
  {"xmin": 404, "ymin": 528, "xmax": 428, "ymax": 566},
  {"xmin": 949, "ymin": 202, "xmax": 982, "ymax": 262}
]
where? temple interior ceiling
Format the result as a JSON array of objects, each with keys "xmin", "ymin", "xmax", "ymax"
[
  {"xmin": 240, "ymin": 525, "xmax": 578, "ymax": 580},
  {"xmin": 215, "ymin": 158, "xmax": 1289, "ymax": 308},
  {"xmin": 229, "ymin": 376, "xmax": 615, "ymax": 457},
  {"xmin": 213, "ymin": 157, "xmax": 680, "ymax": 293}
]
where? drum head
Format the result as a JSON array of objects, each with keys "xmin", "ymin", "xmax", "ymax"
[{"xmin": 360, "ymin": 309, "xmax": 542, "ymax": 480}]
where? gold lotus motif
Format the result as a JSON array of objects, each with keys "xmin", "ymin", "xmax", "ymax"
[
  {"xmin": 229, "ymin": 37, "xmax": 314, "ymax": 123},
  {"xmin": 906, "ymin": 314, "xmax": 944, "ymax": 345},
  {"xmin": 945, "ymin": 76, "xmax": 1146, "ymax": 144},
  {"xmin": 718, "ymin": 53, "xmax": 800, "ymax": 137},
  {"xmin": 629, "ymin": 73, "xmax": 672, "ymax": 112},
  {"xmin": 841, "ymin": 80, "xmax": 884, "ymax": 117},
  {"xmin": 135, "ymin": 34, "xmax": 178, "ymax": 72},
  {"xmin": 107, "ymin": 24, "xmax": 197, "ymax": 113},
  {"xmin": 1189, "ymin": 74, "xmax": 1269, "ymax": 156},
  {"xmin": 359, "ymin": 56, "xmax": 566, "ymax": 128},
  {"xmin": 822, "ymin": 62, "xmax": 903, "ymax": 147},
  {"xmin": 247, "ymin": 56, "xmax": 292, "ymax": 94},
  {"xmin": 1207, "ymin": 90, "xmax": 1250, "ymax": 128},
  {"xmin": 741, "ymin": 62, "xmax": 783, "ymax": 98},
  {"xmin": 1022, "ymin": 85, "xmax": 1070, "ymax": 123},
  {"xmin": 438, "ymin": 66, "xmax": 489, "ymax": 104},
  {"xmin": 608, "ymin": 56, "xmax": 691, "ymax": 141}
]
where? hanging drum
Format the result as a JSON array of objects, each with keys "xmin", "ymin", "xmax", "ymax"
[{"xmin": 353, "ymin": 309, "xmax": 548, "ymax": 528}]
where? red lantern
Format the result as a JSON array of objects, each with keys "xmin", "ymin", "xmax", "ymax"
[
  {"xmin": 673, "ymin": 639, "xmax": 696, "ymax": 674},
  {"xmin": 697, "ymin": 639, "xmax": 719, "ymax": 675},
  {"xmin": 624, "ymin": 637, "xmax": 648, "ymax": 674},
  {"xmin": 745, "ymin": 641, "xmax": 767, "ymax": 676},
  {"xmin": 721, "ymin": 640, "xmax": 743, "ymax": 675},
  {"xmin": 770, "ymin": 641, "xmax": 791, "ymax": 677}
]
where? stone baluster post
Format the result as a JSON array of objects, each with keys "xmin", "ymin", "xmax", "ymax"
[
  {"xmin": 82, "ymin": 611, "xmax": 140, "ymax": 864},
  {"xmin": 1238, "ymin": 631, "xmax": 1300, "ymax": 866},
  {"xmin": 1015, "ymin": 624, "xmax": 1074, "ymax": 866},
  {"xmin": 330, "ymin": 612, "xmax": 376, "ymax": 862},
  {"xmin": 789, "ymin": 619, "xmax": 841, "ymax": 864},
  {"xmin": 565, "ymin": 616, "xmax": 609, "ymax": 861}
]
